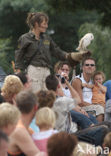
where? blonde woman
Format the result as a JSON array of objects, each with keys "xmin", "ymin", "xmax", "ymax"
[{"xmin": 1, "ymin": 75, "xmax": 23, "ymax": 104}]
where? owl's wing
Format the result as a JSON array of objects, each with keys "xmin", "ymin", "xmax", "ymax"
[
  {"xmin": 76, "ymin": 37, "xmax": 84, "ymax": 51},
  {"xmin": 82, "ymin": 38, "xmax": 91, "ymax": 49}
]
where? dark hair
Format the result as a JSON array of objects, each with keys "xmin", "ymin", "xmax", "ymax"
[
  {"xmin": 45, "ymin": 75, "xmax": 59, "ymax": 91},
  {"xmin": 82, "ymin": 57, "xmax": 96, "ymax": 66},
  {"xmin": 0, "ymin": 130, "xmax": 8, "ymax": 143},
  {"xmin": 16, "ymin": 90, "xmax": 38, "ymax": 114},
  {"xmin": 26, "ymin": 12, "xmax": 49, "ymax": 29},
  {"xmin": 36, "ymin": 90, "xmax": 56, "ymax": 108},
  {"xmin": 47, "ymin": 132, "xmax": 78, "ymax": 156},
  {"xmin": 15, "ymin": 72, "xmax": 27, "ymax": 85}
]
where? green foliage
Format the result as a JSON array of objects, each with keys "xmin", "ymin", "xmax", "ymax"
[
  {"xmin": 0, "ymin": 38, "xmax": 14, "ymax": 73},
  {"xmin": 46, "ymin": 0, "xmax": 111, "ymax": 27},
  {"xmin": 49, "ymin": 10, "xmax": 99, "ymax": 51},
  {"xmin": 78, "ymin": 23, "xmax": 111, "ymax": 79},
  {"xmin": 0, "ymin": 0, "xmax": 48, "ymax": 40}
]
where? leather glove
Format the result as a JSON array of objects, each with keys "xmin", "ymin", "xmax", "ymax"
[{"xmin": 67, "ymin": 51, "xmax": 91, "ymax": 67}]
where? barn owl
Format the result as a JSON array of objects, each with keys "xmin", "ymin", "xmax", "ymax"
[{"xmin": 76, "ymin": 33, "xmax": 94, "ymax": 52}]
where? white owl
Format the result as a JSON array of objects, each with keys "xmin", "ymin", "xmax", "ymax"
[{"xmin": 76, "ymin": 33, "xmax": 94, "ymax": 52}]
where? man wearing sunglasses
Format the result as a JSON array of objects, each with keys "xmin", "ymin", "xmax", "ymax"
[{"xmin": 72, "ymin": 57, "xmax": 104, "ymax": 122}]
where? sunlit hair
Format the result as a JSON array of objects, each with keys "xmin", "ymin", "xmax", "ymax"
[
  {"xmin": 92, "ymin": 71, "xmax": 105, "ymax": 82},
  {"xmin": 36, "ymin": 107, "xmax": 56, "ymax": 129},
  {"xmin": 36, "ymin": 90, "xmax": 56, "ymax": 108},
  {"xmin": 47, "ymin": 131, "xmax": 77, "ymax": 156},
  {"xmin": 54, "ymin": 61, "xmax": 63, "ymax": 73},
  {"xmin": 1, "ymin": 75, "xmax": 23, "ymax": 100},
  {"xmin": 0, "ymin": 102, "xmax": 20, "ymax": 128},
  {"xmin": 26, "ymin": 12, "xmax": 49, "ymax": 30}
]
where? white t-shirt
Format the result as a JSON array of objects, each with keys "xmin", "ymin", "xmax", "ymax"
[{"xmin": 76, "ymin": 74, "xmax": 93, "ymax": 104}]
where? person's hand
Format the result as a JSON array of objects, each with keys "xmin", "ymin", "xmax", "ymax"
[
  {"xmin": 74, "ymin": 106, "xmax": 89, "ymax": 117},
  {"xmin": 61, "ymin": 72, "xmax": 69, "ymax": 80},
  {"xmin": 80, "ymin": 109, "xmax": 89, "ymax": 117}
]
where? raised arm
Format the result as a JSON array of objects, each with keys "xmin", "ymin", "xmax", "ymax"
[
  {"xmin": 65, "ymin": 79, "xmax": 81, "ymax": 104},
  {"xmin": 96, "ymin": 82, "xmax": 107, "ymax": 93}
]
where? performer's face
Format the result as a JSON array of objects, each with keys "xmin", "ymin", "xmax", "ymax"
[{"xmin": 36, "ymin": 19, "xmax": 48, "ymax": 33}]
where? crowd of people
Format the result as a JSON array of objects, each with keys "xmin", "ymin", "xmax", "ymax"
[{"xmin": 1, "ymin": 11, "xmax": 111, "ymax": 156}]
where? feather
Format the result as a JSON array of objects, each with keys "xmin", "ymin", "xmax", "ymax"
[{"xmin": 76, "ymin": 33, "xmax": 94, "ymax": 52}]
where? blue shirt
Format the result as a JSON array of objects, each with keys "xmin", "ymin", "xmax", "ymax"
[
  {"xmin": 30, "ymin": 118, "xmax": 39, "ymax": 133},
  {"xmin": 103, "ymin": 80, "xmax": 111, "ymax": 101}
]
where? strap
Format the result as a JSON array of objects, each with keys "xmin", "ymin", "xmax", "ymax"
[{"xmin": 27, "ymin": 38, "xmax": 43, "ymax": 66}]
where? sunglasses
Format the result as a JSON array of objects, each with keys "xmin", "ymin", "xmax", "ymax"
[{"xmin": 84, "ymin": 64, "xmax": 95, "ymax": 67}]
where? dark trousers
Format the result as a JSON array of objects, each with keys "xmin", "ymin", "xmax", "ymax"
[{"xmin": 73, "ymin": 123, "xmax": 110, "ymax": 146}]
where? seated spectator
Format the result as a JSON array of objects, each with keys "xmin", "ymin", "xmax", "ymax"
[
  {"xmin": 1, "ymin": 75, "xmax": 23, "ymax": 104},
  {"xmin": 47, "ymin": 131, "xmax": 78, "ymax": 156},
  {"xmin": 0, "ymin": 102, "xmax": 20, "ymax": 136},
  {"xmin": 8, "ymin": 90, "xmax": 45, "ymax": 156},
  {"xmin": 83, "ymin": 71, "xmax": 106, "ymax": 108},
  {"xmin": 0, "ymin": 130, "xmax": 9, "ymax": 156},
  {"xmin": 72, "ymin": 57, "xmax": 105, "ymax": 122},
  {"xmin": 82, "ymin": 71, "xmax": 106, "ymax": 121},
  {"xmin": 54, "ymin": 61, "xmax": 72, "ymax": 98},
  {"xmin": 32, "ymin": 107, "xmax": 58, "ymax": 152}
]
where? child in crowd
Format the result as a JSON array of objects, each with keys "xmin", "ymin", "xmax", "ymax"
[
  {"xmin": 32, "ymin": 107, "xmax": 58, "ymax": 153},
  {"xmin": 82, "ymin": 71, "xmax": 107, "ymax": 108},
  {"xmin": 82, "ymin": 71, "xmax": 106, "ymax": 122}
]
